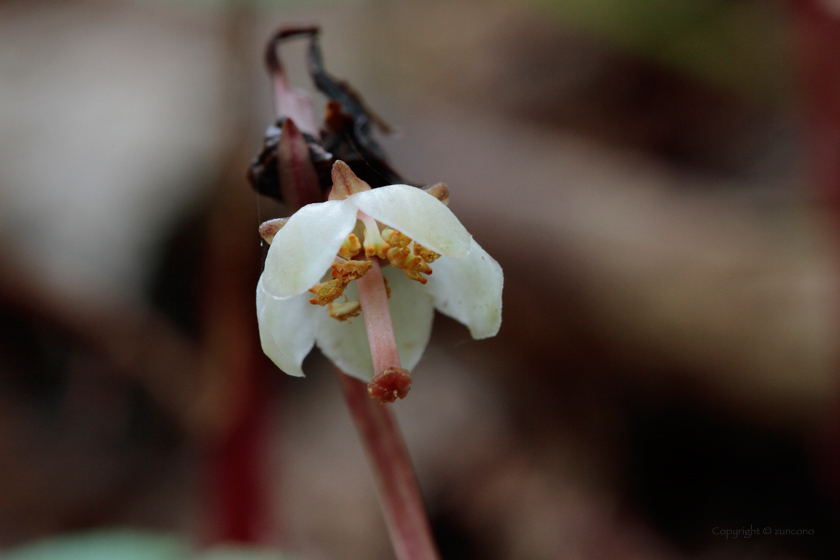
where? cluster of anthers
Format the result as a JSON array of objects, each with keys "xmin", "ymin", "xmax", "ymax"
[
  {"xmin": 256, "ymin": 161, "xmax": 502, "ymax": 404},
  {"xmin": 307, "ymin": 222, "xmax": 442, "ymax": 323}
]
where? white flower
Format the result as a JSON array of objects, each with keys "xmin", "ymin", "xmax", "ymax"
[{"xmin": 256, "ymin": 167, "xmax": 503, "ymax": 383}]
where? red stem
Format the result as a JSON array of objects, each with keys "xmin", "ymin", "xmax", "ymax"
[
  {"xmin": 343, "ymin": 248, "xmax": 440, "ymax": 559},
  {"xmin": 337, "ymin": 372, "xmax": 441, "ymax": 560},
  {"xmin": 212, "ymin": 364, "xmax": 271, "ymax": 543}
]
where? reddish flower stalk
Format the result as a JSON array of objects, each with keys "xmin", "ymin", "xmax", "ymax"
[
  {"xmin": 343, "ymin": 253, "xmax": 440, "ymax": 560},
  {"xmin": 337, "ymin": 371, "xmax": 441, "ymax": 560},
  {"xmin": 210, "ymin": 366, "xmax": 271, "ymax": 543}
]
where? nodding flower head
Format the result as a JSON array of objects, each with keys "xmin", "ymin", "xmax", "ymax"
[{"xmin": 256, "ymin": 161, "xmax": 502, "ymax": 401}]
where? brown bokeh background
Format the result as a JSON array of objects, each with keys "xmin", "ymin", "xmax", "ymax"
[{"xmin": 0, "ymin": 0, "xmax": 838, "ymax": 559}]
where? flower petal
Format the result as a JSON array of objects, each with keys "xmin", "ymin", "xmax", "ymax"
[
  {"xmin": 423, "ymin": 239, "xmax": 503, "ymax": 339},
  {"xmin": 314, "ymin": 267, "xmax": 435, "ymax": 381},
  {"xmin": 385, "ymin": 266, "xmax": 436, "ymax": 372},
  {"xmin": 312, "ymin": 280, "xmax": 371, "ymax": 380},
  {"xmin": 350, "ymin": 185, "xmax": 471, "ymax": 257},
  {"xmin": 261, "ymin": 199, "xmax": 358, "ymax": 298},
  {"xmin": 257, "ymin": 277, "xmax": 316, "ymax": 377}
]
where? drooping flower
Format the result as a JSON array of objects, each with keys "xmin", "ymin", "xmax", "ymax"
[{"xmin": 256, "ymin": 161, "xmax": 502, "ymax": 397}]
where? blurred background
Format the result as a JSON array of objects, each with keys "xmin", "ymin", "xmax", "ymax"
[{"xmin": 1, "ymin": 0, "xmax": 839, "ymax": 558}]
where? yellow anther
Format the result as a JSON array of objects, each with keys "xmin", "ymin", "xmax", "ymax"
[
  {"xmin": 386, "ymin": 246, "xmax": 411, "ymax": 269},
  {"xmin": 309, "ymin": 260, "xmax": 371, "ymax": 307},
  {"xmin": 363, "ymin": 223, "xmax": 390, "ymax": 259},
  {"xmin": 380, "ymin": 228, "xmax": 435, "ymax": 284},
  {"xmin": 338, "ymin": 233, "xmax": 362, "ymax": 260},
  {"xmin": 328, "ymin": 299, "xmax": 362, "ymax": 321},
  {"xmin": 384, "ymin": 229, "xmax": 438, "ymax": 264},
  {"xmin": 413, "ymin": 241, "xmax": 440, "ymax": 263},
  {"xmin": 331, "ymin": 259, "xmax": 372, "ymax": 283},
  {"xmin": 386, "ymin": 241, "xmax": 433, "ymax": 285},
  {"xmin": 308, "ymin": 279, "xmax": 347, "ymax": 306},
  {"xmin": 383, "ymin": 228, "xmax": 411, "ymax": 249}
]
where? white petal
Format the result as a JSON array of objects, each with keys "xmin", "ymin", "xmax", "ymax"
[
  {"xmin": 261, "ymin": 200, "xmax": 358, "ymax": 298},
  {"xmin": 314, "ymin": 267, "xmax": 435, "ymax": 381},
  {"xmin": 312, "ymin": 281, "xmax": 371, "ymax": 380},
  {"xmin": 257, "ymin": 277, "xmax": 316, "ymax": 377},
  {"xmin": 423, "ymin": 239, "xmax": 503, "ymax": 339},
  {"xmin": 350, "ymin": 185, "xmax": 471, "ymax": 257},
  {"xmin": 385, "ymin": 266, "xmax": 436, "ymax": 372}
]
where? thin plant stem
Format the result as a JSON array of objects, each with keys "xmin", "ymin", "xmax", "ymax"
[
  {"xmin": 204, "ymin": 5, "xmax": 273, "ymax": 545},
  {"xmin": 337, "ymin": 372, "xmax": 441, "ymax": 560},
  {"xmin": 343, "ymin": 256, "xmax": 441, "ymax": 560}
]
